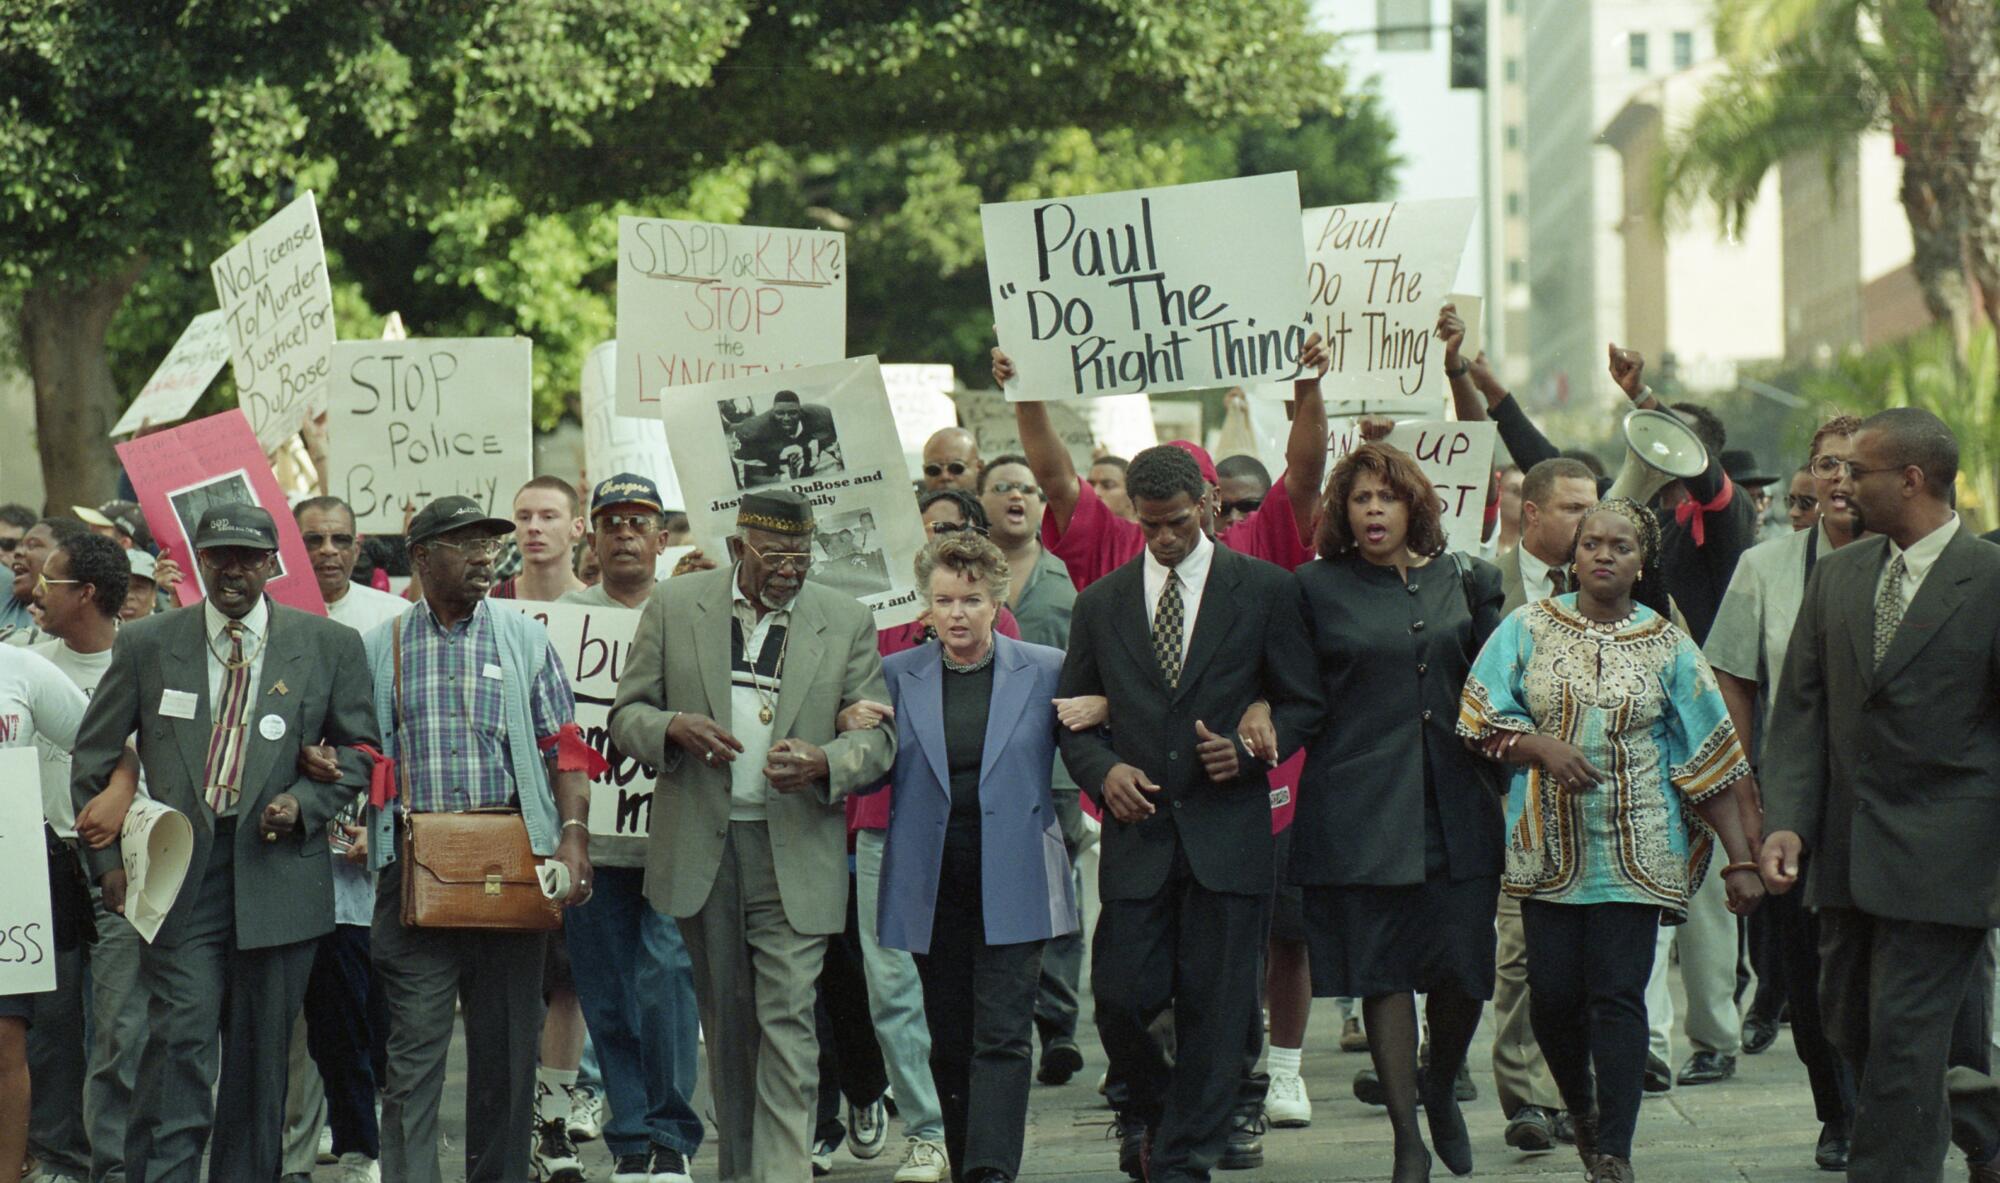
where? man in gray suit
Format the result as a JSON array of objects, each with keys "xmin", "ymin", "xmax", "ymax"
[
  {"xmin": 610, "ymin": 488, "xmax": 895, "ymax": 1183},
  {"xmin": 70, "ymin": 505, "xmax": 378, "ymax": 1183},
  {"xmin": 1761, "ymin": 407, "xmax": 2000, "ymax": 1183}
]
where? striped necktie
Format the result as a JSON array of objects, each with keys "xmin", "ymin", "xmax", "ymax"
[{"xmin": 204, "ymin": 621, "xmax": 252, "ymax": 815}]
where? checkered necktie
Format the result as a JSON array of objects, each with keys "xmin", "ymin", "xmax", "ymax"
[
  {"xmin": 1153, "ymin": 572, "xmax": 1185, "ymax": 689},
  {"xmin": 204, "ymin": 621, "xmax": 252, "ymax": 814},
  {"xmin": 1873, "ymin": 553, "xmax": 1907, "ymax": 668}
]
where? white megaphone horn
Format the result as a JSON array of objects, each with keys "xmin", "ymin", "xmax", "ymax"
[{"xmin": 1607, "ymin": 408, "xmax": 1710, "ymax": 504}]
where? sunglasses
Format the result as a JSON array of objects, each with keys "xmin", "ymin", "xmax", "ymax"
[
  {"xmin": 1785, "ymin": 494, "xmax": 1819, "ymax": 512},
  {"xmin": 0, "ymin": 538, "xmax": 17, "ymax": 553},
  {"xmin": 927, "ymin": 520, "xmax": 988, "ymax": 536},
  {"xmin": 986, "ymin": 480, "xmax": 1041, "ymax": 498},
  {"xmin": 924, "ymin": 462, "xmax": 970, "ymax": 479},
  {"xmin": 1219, "ymin": 497, "xmax": 1265, "ymax": 517},
  {"xmin": 301, "ymin": 532, "xmax": 357, "ymax": 550},
  {"xmin": 596, "ymin": 513, "xmax": 662, "ymax": 532},
  {"xmin": 740, "ymin": 538, "xmax": 814, "ymax": 573},
  {"xmin": 34, "ymin": 574, "xmax": 80, "ymax": 598}
]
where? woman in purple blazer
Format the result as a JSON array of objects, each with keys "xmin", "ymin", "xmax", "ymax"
[{"xmin": 850, "ymin": 532, "xmax": 1078, "ymax": 1183}]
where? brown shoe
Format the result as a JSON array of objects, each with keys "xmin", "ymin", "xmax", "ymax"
[
  {"xmin": 1570, "ymin": 1109, "xmax": 1601, "ymax": 1174},
  {"xmin": 1591, "ymin": 1155, "xmax": 1635, "ymax": 1182},
  {"xmin": 1339, "ymin": 1016, "xmax": 1368, "ymax": 1052}
]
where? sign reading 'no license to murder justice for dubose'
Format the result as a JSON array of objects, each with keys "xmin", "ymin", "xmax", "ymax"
[
  {"xmin": 982, "ymin": 172, "xmax": 1313, "ymax": 401},
  {"xmin": 210, "ymin": 191, "xmax": 336, "ymax": 453}
]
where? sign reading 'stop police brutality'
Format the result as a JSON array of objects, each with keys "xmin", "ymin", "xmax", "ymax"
[
  {"xmin": 322, "ymin": 338, "xmax": 534, "ymax": 534},
  {"xmin": 614, "ymin": 216, "xmax": 847, "ymax": 418},
  {"xmin": 210, "ymin": 191, "xmax": 336, "ymax": 453},
  {"xmin": 982, "ymin": 173, "xmax": 1313, "ymax": 401}
]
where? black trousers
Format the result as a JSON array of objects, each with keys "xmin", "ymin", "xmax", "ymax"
[
  {"xmin": 1755, "ymin": 886, "xmax": 1855, "ymax": 1125},
  {"xmin": 814, "ymin": 871, "xmax": 887, "ymax": 1144},
  {"xmin": 916, "ymin": 845, "xmax": 1044, "ymax": 1182},
  {"xmin": 1520, "ymin": 900, "xmax": 1660, "ymax": 1161},
  {"xmin": 1094, "ymin": 841, "xmax": 1266, "ymax": 1183},
  {"xmin": 303, "ymin": 922, "xmax": 388, "ymax": 1159},
  {"xmin": 1819, "ymin": 907, "xmax": 1991, "ymax": 1183}
]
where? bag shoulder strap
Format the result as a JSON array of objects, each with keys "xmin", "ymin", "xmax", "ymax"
[{"xmin": 392, "ymin": 624, "xmax": 413, "ymax": 814}]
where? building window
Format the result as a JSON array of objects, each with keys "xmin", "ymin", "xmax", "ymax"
[
  {"xmin": 1629, "ymin": 32, "xmax": 1649, "ymax": 71},
  {"xmin": 1504, "ymin": 125, "xmax": 1520, "ymax": 150},
  {"xmin": 1507, "ymin": 258, "xmax": 1525, "ymax": 285},
  {"xmin": 1504, "ymin": 0, "xmax": 1518, "ymax": 12},
  {"xmin": 1673, "ymin": 31, "xmax": 1694, "ymax": 69},
  {"xmin": 1506, "ymin": 191, "xmax": 1522, "ymax": 217},
  {"xmin": 1377, "ymin": 0, "xmax": 1432, "ymax": 51},
  {"xmin": 1504, "ymin": 57, "xmax": 1519, "ymax": 83}
]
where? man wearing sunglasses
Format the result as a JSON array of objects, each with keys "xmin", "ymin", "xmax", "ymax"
[
  {"xmin": 0, "ymin": 503, "xmax": 39, "ymax": 636},
  {"xmin": 920, "ymin": 427, "xmax": 983, "ymax": 494}
]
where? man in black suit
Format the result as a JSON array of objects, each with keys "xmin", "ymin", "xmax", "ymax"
[
  {"xmin": 1057, "ymin": 445, "xmax": 1321, "ymax": 1183},
  {"xmin": 1760, "ymin": 407, "xmax": 2000, "ymax": 1183}
]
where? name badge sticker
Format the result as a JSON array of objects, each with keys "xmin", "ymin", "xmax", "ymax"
[
  {"xmin": 482, "ymin": 663, "xmax": 504, "ymax": 680},
  {"xmin": 159, "ymin": 689, "xmax": 198, "ymax": 720}
]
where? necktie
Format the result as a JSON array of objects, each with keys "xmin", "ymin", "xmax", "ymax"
[
  {"xmin": 204, "ymin": 621, "xmax": 253, "ymax": 815},
  {"xmin": 1873, "ymin": 553, "xmax": 1907, "ymax": 668},
  {"xmin": 1549, "ymin": 567, "xmax": 1570, "ymax": 597},
  {"xmin": 1153, "ymin": 572, "xmax": 1185, "ymax": 689}
]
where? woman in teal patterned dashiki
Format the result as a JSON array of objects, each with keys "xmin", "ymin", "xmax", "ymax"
[{"xmin": 1457, "ymin": 499, "xmax": 1764, "ymax": 1183}]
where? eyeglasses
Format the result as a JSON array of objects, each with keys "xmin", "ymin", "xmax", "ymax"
[
  {"xmin": 987, "ymin": 480, "xmax": 1040, "ymax": 498},
  {"xmin": 927, "ymin": 520, "xmax": 988, "ymax": 537},
  {"xmin": 1785, "ymin": 494, "xmax": 1819, "ymax": 512},
  {"xmin": 924, "ymin": 462, "xmax": 970, "ymax": 479},
  {"xmin": 300, "ymin": 532, "xmax": 356, "ymax": 550},
  {"xmin": 428, "ymin": 536, "xmax": 504, "ymax": 560},
  {"xmin": 1219, "ymin": 497, "xmax": 1265, "ymax": 517},
  {"xmin": 198, "ymin": 547, "xmax": 274, "ymax": 572},
  {"xmin": 1809, "ymin": 455, "xmax": 1906, "ymax": 481},
  {"xmin": 0, "ymin": 538, "xmax": 17, "ymax": 553},
  {"xmin": 740, "ymin": 538, "xmax": 814, "ymax": 573},
  {"xmin": 34, "ymin": 575, "xmax": 80, "ymax": 598},
  {"xmin": 596, "ymin": 513, "xmax": 662, "ymax": 532}
]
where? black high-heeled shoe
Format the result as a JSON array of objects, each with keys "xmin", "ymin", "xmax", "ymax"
[
  {"xmin": 1391, "ymin": 1141, "xmax": 1433, "ymax": 1183},
  {"xmin": 1418, "ymin": 1065, "xmax": 1473, "ymax": 1176}
]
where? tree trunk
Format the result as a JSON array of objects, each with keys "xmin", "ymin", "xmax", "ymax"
[
  {"xmin": 1928, "ymin": 0, "xmax": 2000, "ymax": 342},
  {"xmin": 1899, "ymin": 150, "xmax": 1977, "ymax": 356},
  {"xmin": 17, "ymin": 257, "xmax": 147, "ymax": 511}
]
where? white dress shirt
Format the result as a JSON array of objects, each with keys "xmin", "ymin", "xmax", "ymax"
[
  {"xmin": 204, "ymin": 596, "xmax": 270, "ymax": 817},
  {"xmin": 727, "ymin": 572, "xmax": 788, "ymax": 822},
  {"xmin": 1142, "ymin": 529, "xmax": 1215, "ymax": 666},
  {"xmin": 1516, "ymin": 544, "xmax": 1562, "ymax": 604},
  {"xmin": 1877, "ymin": 514, "xmax": 1961, "ymax": 611}
]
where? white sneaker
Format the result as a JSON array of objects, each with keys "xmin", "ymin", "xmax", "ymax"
[
  {"xmin": 318, "ymin": 1126, "xmax": 338, "ymax": 1163},
  {"xmin": 847, "ymin": 1097, "xmax": 888, "ymax": 1160},
  {"xmin": 891, "ymin": 1137, "xmax": 948, "ymax": 1183},
  {"xmin": 1265, "ymin": 1070, "xmax": 1312, "ymax": 1128},
  {"xmin": 569, "ymin": 1087, "xmax": 605, "ymax": 1141},
  {"xmin": 337, "ymin": 1152, "xmax": 382, "ymax": 1183}
]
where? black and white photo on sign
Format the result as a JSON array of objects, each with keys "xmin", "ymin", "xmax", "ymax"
[
  {"xmin": 809, "ymin": 508, "xmax": 892, "ymax": 598},
  {"xmin": 721, "ymin": 389, "xmax": 846, "ymax": 490},
  {"xmin": 165, "ymin": 469, "xmax": 285, "ymax": 596}
]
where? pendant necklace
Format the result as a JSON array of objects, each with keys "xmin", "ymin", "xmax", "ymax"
[{"xmin": 751, "ymin": 624, "xmax": 790, "ymax": 725}]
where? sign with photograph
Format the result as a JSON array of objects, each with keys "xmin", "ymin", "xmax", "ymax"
[
  {"xmin": 581, "ymin": 341, "xmax": 684, "ymax": 507},
  {"xmin": 210, "ymin": 191, "xmax": 337, "ymax": 452},
  {"xmin": 115, "ymin": 410, "xmax": 328, "ymax": 614},
  {"xmin": 322, "ymin": 337, "xmax": 534, "ymax": 533},
  {"xmin": 0, "ymin": 748, "xmax": 56, "ymax": 994},
  {"xmin": 110, "ymin": 310, "xmax": 234, "ymax": 438},
  {"xmin": 615, "ymin": 216, "xmax": 847, "ymax": 417},
  {"xmin": 659, "ymin": 356, "xmax": 928, "ymax": 628},
  {"xmin": 1330, "ymin": 418, "xmax": 1498, "ymax": 552},
  {"xmin": 1301, "ymin": 198, "xmax": 1477, "ymax": 406},
  {"xmin": 982, "ymin": 173, "xmax": 1314, "ymax": 401}
]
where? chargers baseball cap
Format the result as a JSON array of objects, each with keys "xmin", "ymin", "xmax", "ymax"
[{"xmin": 590, "ymin": 474, "xmax": 665, "ymax": 517}]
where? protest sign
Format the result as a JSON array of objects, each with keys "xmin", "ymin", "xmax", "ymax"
[
  {"xmin": 0, "ymin": 749, "xmax": 55, "ymax": 994},
  {"xmin": 956, "ymin": 390, "xmax": 1095, "ymax": 475},
  {"xmin": 322, "ymin": 338, "xmax": 534, "ymax": 533},
  {"xmin": 116, "ymin": 410, "xmax": 327, "ymax": 614},
  {"xmin": 110, "ymin": 310, "xmax": 233, "ymax": 437},
  {"xmin": 582, "ymin": 341, "xmax": 684, "ymax": 507},
  {"xmin": 615, "ymin": 217, "xmax": 846, "ymax": 417},
  {"xmin": 1330, "ymin": 419, "xmax": 1498, "ymax": 552},
  {"xmin": 1446, "ymin": 291, "xmax": 1482, "ymax": 362},
  {"xmin": 983, "ymin": 173, "xmax": 1313, "ymax": 401},
  {"xmin": 660, "ymin": 356, "xmax": 928, "ymax": 628},
  {"xmin": 492, "ymin": 601, "xmax": 651, "ymax": 838},
  {"xmin": 210, "ymin": 191, "xmax": 337, "ymax": 453},
  {"xmin": 120, "ymin": 797, "xmax": 194, "ymax": 944},
  {"xmin": 1301, "ymin": 198, "xmax": 1477, "ymax": 406},
  {"xmin": 380, "ymin": 311, "xmax": 408, "ymax": 341},
  {"xmin": 881, "ymin": 364, "xmax": 959, "ymax": 482}
]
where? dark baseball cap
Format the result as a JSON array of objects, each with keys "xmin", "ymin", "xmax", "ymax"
[
  {"xmin": 192, "ymin": 504, "xmax": 280, "ymax": 551},
  {"xmin": 407, "ymin": 496, "xmax": 514, "ymax": 546},
  {"xmin": 590, "ymin": 473, "xmax": 665, "ymax": 517}
]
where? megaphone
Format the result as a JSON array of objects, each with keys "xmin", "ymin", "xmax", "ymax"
[{"xmin": 1608, "ymin": 408, "xmax": 1710, "ymax": 504}]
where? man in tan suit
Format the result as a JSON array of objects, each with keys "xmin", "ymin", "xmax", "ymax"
[{"xmin": 610, "ymin": 488, "xmax": 895, "ymax": 1183}]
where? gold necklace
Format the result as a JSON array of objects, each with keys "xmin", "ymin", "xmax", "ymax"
[
  {"xmin": 749, "ymin": 621, "xmax": 790, "ymax": 725},
  {"xmin": 207, "ymin": 622, "xmax": 266, "ymax": 670}
]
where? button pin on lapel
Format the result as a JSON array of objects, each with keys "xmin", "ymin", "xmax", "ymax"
[{"xmin": 270, "ymin": 680, "xmax": 289, "ymax": 697}]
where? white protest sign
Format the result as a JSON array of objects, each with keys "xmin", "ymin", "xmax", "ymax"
[
  {"xmin": 881, "ymin": 364, "xmax": 959, "ymax": 482},
  {"xmin": 1089, "ymin": 394, "xmax": 1160, "ymax": 459},
  {"xmin": 661, "ymin": 356, "xmax": 928, "ymax": 628},
  {"xmin": 380, "ymin": 311, "xmax": 408, "ymax": 341},
  {"xmin": 492, "ymin": 601, "xmax": 652, "ymax": 838},
  {"xmin": 0, "ymin": 748, "xmax": 55, "ymax": 993},
  {"xmin": 615, "ymin": 217, "xmax": 846, "ymax": 418},
  {"xmin": 582, "ymin": 341, "xmax": 684, "ymax": 508},
  {"xmin": 983, "ymin": 173, "xmax": 1314, "ymax": 401},
  {"xmin": 111, "ymin": 310, "xmax": 234, "ymax": 437},
  {"xmin": 210, "ymin": 191, "xmax": 337, "ymax": 453},
  {"xmin": 119, "ymin": 797, "xmax": 194, "ymax": 944},
  {"xmin": 1300, "ymin": 198, "xmax": 1477, "ymax": 406},
  {"xmin": 1446, "ymin": 291, "xmax": 1482, "ymax": 362},
  {"xmin": 323, "ymin": 338, "xmax": 534, "ymax": 533},
  {"xmin": 1330, "ymin": 419, "xmax": 1498, "ymax": 552},
  {"xmin": 955, "ymin": 389, "xmax": 1096, "ymax": 474}
]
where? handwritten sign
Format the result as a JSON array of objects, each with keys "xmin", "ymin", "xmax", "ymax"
[
  {"xmin": 881, "ymin": 364, "xmax": 959, "ymax": 482},
  {"xmin": 115, "ymin": 410, "xmax": 327, "ymax": 615},
  {"xmin": 1331, "ymin": 419, "xmax": 1498, "ymax": 552},
  {"xmin": 582, "ymin": 341, "xmax": 684, "ymax": 508},
  {"xmin": 660, "ymin": 356, "xmax": 928, "ymax": 628},
  {"xmin": 210, "ymin": 191, "xmax": 336, "ymax": 453},
  {"xmin": 0, "ymin": 748, "xmax": 55, "ymax": 994},
  {"xmin": 110, "ymin": 311, "xmax": 233, "ymax": 437},
  {"xmin": 615, "ymin": 217, "xmax": 846, "ymax": 417},
  {"xmin": 493, "ymin": 601, "xmax": 649, "ymax": 838},
  {"xmin": 955, "ymin": 389, "xmax": 1094, "ymax": 475},
  {"xmin": 1302, "ymin": 198, "xmax": 1476, "ymax": 405},
  {"xmin": 983, "ymin": 174, "xmax": 1312, "ymax": 401},
  {"xmin": 323, "ymin": 338, "xmax": 533, "ymax": 533}
]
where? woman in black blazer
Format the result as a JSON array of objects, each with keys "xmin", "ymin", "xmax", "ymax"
[{"xmin": 1291, "ymin": 442, "xmax": 1505, "ymax": 1183}]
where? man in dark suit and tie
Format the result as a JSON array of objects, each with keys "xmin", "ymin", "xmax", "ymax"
[
  {"xmin": 70, "ymin": 505, "xmax": 378, "ymax": 1183},
  {"xmin": 1760, "ymin": 407, "xmax": 2000, "ymax": 1183},
  {"xmin": 1056, "ymin": 445, "xmax": 1321, "ymax": 1183}
]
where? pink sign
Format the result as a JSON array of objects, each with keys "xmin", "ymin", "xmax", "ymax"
[{"xmin": 115, "ymin": 410, "xmax": 327, "ymax": 615}]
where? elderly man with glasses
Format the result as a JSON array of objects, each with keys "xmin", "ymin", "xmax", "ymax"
[{"xmin": 611, "ymin": 487, "xmax": 896, "ymax": 1183}]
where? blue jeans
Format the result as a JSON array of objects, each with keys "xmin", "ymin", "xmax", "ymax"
[
  {"xmin": 565, "ymin": 866, "xmax": 704, "ymax": 1158},
  {"xmin": 854, "ymin": 830, "xmax": 946, "ymax": 1141}
]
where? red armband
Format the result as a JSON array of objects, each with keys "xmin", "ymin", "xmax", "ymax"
[
  {"xmin": 353, "ymin": 744, "xmax": 397, "ymax": 808},
  {"xmin": 538, "ymin": 723, "xmax": 611, "ymax": 778}
]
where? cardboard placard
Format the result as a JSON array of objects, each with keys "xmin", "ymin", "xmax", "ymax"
[
  {"xmin": 581, "ymin": 341, "xmax": 684, "ymax": 508},
  {"xmin": 210, "ymin": 191, "xmax": 337, "ymax": 453},
  {"xmin": 115, "ymin": 410, "xmax": 328, "ymax": 615},
  {"xmin": 0, "ymin": 748, "xmax": 55, "ymax": 994},
  {"xmin": 615, "ymin": 217, "xmax": 846, "ymax": 417},
  {"xmin": 119, "ymin": 797, "xmax": 194, "ymax": 944},
  {"xmin": 955, "ymin": 389, "xmax": 1095, "ymax": 475},
  {"xmin": 110, "ymin": 310, "xmax": 233, "ymax": 438},
  {"xmin": 322, "ymin": 337, "xmax": 535, "ymax": 533},
  {"xmin": 1446, "ymin": 291, "xmax": 1482, "ymax": 362},
  {"xmin": 1331, "ymin": 419, "xmax": 1498, "ymax": 552},
  {"xmin": 1300, "ymin": 198, "xmax": 1477, "ymax": 405},
  {"xmin": 659, "ymin": 356, "xmax": 928, "ymax": 628},
  {"xmin": 881, "ymin": 364, "xmax": 959, "ymax": 483}
]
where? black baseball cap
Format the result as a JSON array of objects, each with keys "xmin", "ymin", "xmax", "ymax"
[
  {"xmin": 590, "ymin": 474, "xmax": 665, "ymax": 517},
  {"xmin": 407, "ymin": 496, "xmax": 514, "ymax": 545},
  {"xmin": 192, "ymin": 505, "xmax": 280, "ymax": 551}
]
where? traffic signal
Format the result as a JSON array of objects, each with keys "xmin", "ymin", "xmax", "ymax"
[{"xmin": 1450, "ymin": 0, "xmax": 1487, "ymax": 89}]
